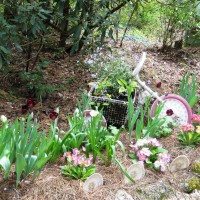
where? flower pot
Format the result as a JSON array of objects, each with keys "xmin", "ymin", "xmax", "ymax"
[{"xmin": 88, "ymin": 85, "xmax": 136, "ymax": 127}]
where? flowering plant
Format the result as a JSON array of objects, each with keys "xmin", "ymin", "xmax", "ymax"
[
  {"xmin": 177, "ymin": 114, "xmax": 200, "ymax": 146},
  {"xmin": 129, "ymin": 138, "xmax": 170, "ymax": 172},
  {"xmin": 60, "ymin": 148, "xmax": 95, "ymax": 180}
]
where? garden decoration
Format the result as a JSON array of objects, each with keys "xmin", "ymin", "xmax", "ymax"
[
  {"xmin": 170, "ymin": 155, "xmax": 190, "ymax": 172},
  {"xmin": 88, "ymin": 82, "xmax": 136, "ymax": 127},
  {"xmin": 82, "ymin": 173, "xmax": 103, "ymax": 193},
  {"xmin": 88, "ymin": 52, "xmax": 192, "ymax": 128},
  {"xmin": 132, "ymin": 52, "xmax": 192, "ymax": 127},
  {"xmin": 124, "ymin": 162, "xmax": 145, "ymax": 184}
]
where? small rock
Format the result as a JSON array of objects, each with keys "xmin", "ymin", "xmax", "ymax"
[
  {"xmin": 57, "ymin": 93, "xmax": 63, "ymax": 98},
  {"xmin": 82, "ymin": 173, "xmax": 103, "ymax": 193},
  {"xmin": 124, "ymin": 162, "xmax": 145, "ymax": 184},
  {"xmin": 170, "ymin": 155, "xmax": 190, "ymax": 172},
  {"xmin": 115, "ymin": 190, "xmax": 134, "ymax": 200},
  {"xmin": 135, "ymin": 182, "xmax": 174, "ymax": 200}
]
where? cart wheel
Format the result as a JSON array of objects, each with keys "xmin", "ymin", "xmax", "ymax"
[
  {"xmin": 83, "ymin": 110, "xmax": 107, "ymax": 127},
  {"xmin": 150, "ymin": 94, "xmax": 192, "ymax": 126}
]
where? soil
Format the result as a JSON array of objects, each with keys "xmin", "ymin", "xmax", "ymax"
[{"xmin": 0, "ymin": 40, "xmax": 200, "ymax": 200}]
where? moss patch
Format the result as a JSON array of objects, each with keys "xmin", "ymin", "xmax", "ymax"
[
  {"xmin": 192, "ymin": 161, "xmax": 200, "ymax": 174},
  {"xmin": 186, "ymin": 176, "xmax": 200, "ymax": 192}
]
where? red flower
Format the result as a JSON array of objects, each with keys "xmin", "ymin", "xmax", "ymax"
[
  {"xmin": 156, "ymin": 82, "xmax": 162, "ymax": 88},
  {"xmin": 21, "ymin": 105, "xmax": 29, "ymax": 114},
  {"xmin": 26, "ymin": 98, "xmax": 36, "ymax": 108},
  {"xmin": 49, "ymin": 112, "xmax": 58, "ymax": 120},
  {"xmin": 166, "ymin": 109, "xmax": 173, "ymax": 116}
]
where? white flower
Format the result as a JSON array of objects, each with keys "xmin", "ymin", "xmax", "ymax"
[
  {"xmin": 90, "ymin": 110, "xmax": 99, "ymax": 117},
  {"xmin": 29, "ymin": 112, "xmax": 34, "ymax": 119},
  {"xmin": 20, "ymin": 117, "xmax": 25, "ymax": 121},
  {"xmin": 1, "ymin": 115, "xmax": 7, "ymax": 123},
  {"xmin": 74, "ymin": 108, "xmax": 80, "ymax": 117},
  {"xmin": 55, "ymin": 107, "xmax": 59, "ymax": 113}
]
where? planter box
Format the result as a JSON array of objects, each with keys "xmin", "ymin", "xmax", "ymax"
[{"xmin": 88, "ymin": 85, "xmax": 136, "ymax": 127}]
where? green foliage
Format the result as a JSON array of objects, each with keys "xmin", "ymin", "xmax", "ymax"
[
  {"xmin": 118, "ymin": 79, "xmax": 139, "ymax": 138},
  {"xmin": 176, "ymin": 73, "xmax": 199, "ymax": 108},
  {"xmin": 158, "ymin": 0, "xmax": 199, "ymax": 48},
  {"xmin": 0, "ymin": 16, "xmax": 20, "ymax": 71},
  {"xmin": 89, "ymin": 55, "xmax": 136, "ymax": 99},
  {"xmin": 150, "ymin": 116, "xmax": 176, "ymax": 138},
  {"xmin": 0, "ymin": 114, "xmax": 71, "ymax": 185},
  {"xmin": 20, "ymin": 68, "xmax": 59, "ymax": 101},
  {"xmin": 14, "ymin": 2, "xmax": 51, "ymax": 38},
  {"xmin": 135, "ymin": 99, "xmax": 165, "ymax": 140},
  {"xmin": 66, "ymin": 109, "xmax": 124, "ymax": 166},
  {"xmin": 177, "ymin": 131, "xmax": 200, "ymax": 146},
  {"xmin": 61, "ymin": 164, "xmax": 95, "ymax": 181}
]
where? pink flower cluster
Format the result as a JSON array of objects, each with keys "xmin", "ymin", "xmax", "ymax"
[
  {"xmin": 131, "ymin": 138, "xmax": 161, "ymax": 152},
  {"xmin": 191, "ymin": 114, "xmax": 200, "ymax": 123},
  {"xmin": 154, "ymin": 153, "xmax": 171, "ymax": 172},
  {"xmin": 63, "ymin": 148, "xmax": 92, "ymax": 167},
  {"xmin": 130, "ymin": 138, "xmax": 170, "ymax": 172},
  {"xmin": 182, "ymin": 123, "xmax": 195, "ymax": 132}
]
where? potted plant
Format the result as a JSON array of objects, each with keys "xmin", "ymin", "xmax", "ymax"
[{"xmin": 88, "ymin": 58, "xmax": 137, "ymax": 127}]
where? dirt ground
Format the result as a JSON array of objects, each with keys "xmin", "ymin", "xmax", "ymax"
[{"xmin": 0, "ymin": 41, "xmax": 200, "ymax": 200}]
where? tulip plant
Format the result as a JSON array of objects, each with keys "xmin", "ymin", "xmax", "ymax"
[{"xmin": 0, "ymin": 113, "xmax": 72, "ymax": 185}]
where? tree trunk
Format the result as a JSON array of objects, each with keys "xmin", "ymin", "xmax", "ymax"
[{"xmin": 59, "ymin": 0, "xmax": 70, "ymax": 47}]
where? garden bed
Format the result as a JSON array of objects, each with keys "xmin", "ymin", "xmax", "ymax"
[{"xmin": 0, "ymin": 43, "xmax": 200, "ymax": 200}]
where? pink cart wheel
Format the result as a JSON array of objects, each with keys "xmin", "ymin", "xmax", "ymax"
[
  {"xmin": 83, "ymin": 110, "xmax": 107, "ymax": 127},
  {"xmin": 150, "ymin": 94, "xmax": 192, "ymax": 126}
]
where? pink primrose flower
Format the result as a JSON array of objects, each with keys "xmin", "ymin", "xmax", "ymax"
[
  {"xmin": 191, "ymin": 114, "xmax": 200, "ymax": 123},
  {"xmin": 67, "ymin": 155, "xmax": 72, "ymax": 162},
  {"xmin": 72, "ymin": 155, "xmax": 77, "ymax": 161},
  {"xmin": 77, "ymin": 156, "xmax": 85, "ymax": 165},
  {"xmin": 131, "ymin": 144, "xmax": 138, "ymax": 152},
  {"xmin": 85, "ymin": 158, "xmax": 92, "ymax": 167},
  {"xmin": 182, "ymin": 123, "xmax": 194, "ymax": 132},
  {"xmin": 147, "ymin": 138, "xmax": 161, "ymax": 147},
  {"xmin": 137, "ymin": 152, "xmax": 147, "ymax": 162},
  {"xmin": 136, "ymin": 139, "xmax": 149, "ymax": 147},
  {"xmin": 139, "ymin": 147, "xmax": 152, "ymax": 157},
  {"xmin": 73, "ymin": 159, "xmax": 78, "ymax": 166},
  {"xmin": 154, "ymin": 160, "xmax": 162, "ymax": 168},
  {"xmin": 72, "ymin": 148, "xmax": 80, "ymax": 156},
  {"xmin": 63, "ymin": 151, "xmax": 71, "ymax": 158},
  {"xmin": 154, "ymin": 160, "xmax": 167, "ymax": 171},
  {"xmin": 160, "ymin": 162, "xmax": 167, "ymax": 172},
  {"xmin": 158, "ymin": 153, "xmax": 170, "ymax": 163}
]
